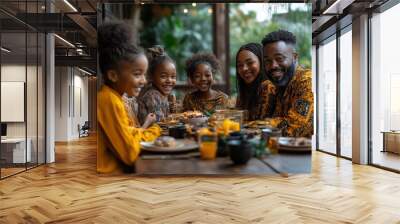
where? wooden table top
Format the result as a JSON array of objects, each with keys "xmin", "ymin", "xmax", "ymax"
[
  {"xmin": 261, "ymin": 152, "xmax": 312, "ymax": 174},
  {"xmin": 134, "ymin": 151, "xmax": 311, "ymax": 176}
]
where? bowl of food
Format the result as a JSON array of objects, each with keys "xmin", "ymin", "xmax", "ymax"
[
  {"xmin": 278, "ymin": 137, "xmax": 311, "ymax": 152},
  {"xmin": 188, "ymin": 116, "xmax": 209, "ymax": 126},
  {"xmin": 244, "ymin": 120, "xmax": 271, "ymax": 129},
  {"xmin": 213, "ymin": 109, "xmax": 245, "ymax": 127},
  {"xmin": 154, "ymin": 136, "xmax": 177, "ymax": 148},
  {"xmin": 183, "ymin": 110, "xmax": 203, "ymax": 118},
  {"xmin": 141, "ymin": 137, "xmax": 198, "ymax": 152}
]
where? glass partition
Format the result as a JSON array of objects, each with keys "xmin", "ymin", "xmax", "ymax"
[
  {"xmin": 370, "ymin": 3, "xmax": 400, "ymax": 171},
  {"xmin": 317, "ymin": 36, "xmax": 337, "ymax": 155},
  {"xmin": 27, "ymin": 30, "xmax": 38, "ymax": 169},
  {"xmin": 0, "ymin": 1, "xmax": 46, "ymax": 179},
  {"xmin": 38, "ymin": 33, "xmax": 46, "ymax": 165},
  {"xmin": 1, "ymin": 30, "xmax": 28, "ymax": 177},
  {"xmin": 339, "ymin": 27, "xmax": 352, "ymax": 158}
]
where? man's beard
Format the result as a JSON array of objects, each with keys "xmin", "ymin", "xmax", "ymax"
[{"xmin": 267, "ymin": 63, "xmax": 296, "ymax": 87}]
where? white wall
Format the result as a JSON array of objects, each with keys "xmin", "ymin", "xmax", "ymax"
[
  {"xmin": 1, "ymin": 64, "xmax": 45, "ymax": 164},
  {"xmin": 55, "ymin": 66, "xmax": 69, "ymax": 141},
  {"xmin": 1, "ymin": 65, "xmax": 26, "ymax": 140},
  {"xmin": 55, "ymin": 67, "xmax": 89, "ymax": 141},
  {"xmin": 72, "ymin": 73, "xmax": 89, "ymax": 138},
  {"xmin": 1, "ymin": 65, "xmax": 38, "ymax": 138}
]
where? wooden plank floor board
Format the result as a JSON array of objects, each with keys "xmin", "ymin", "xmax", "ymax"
[{"xmin": 0, "ymin": 135, "xmax": 400, "ymax": 223}]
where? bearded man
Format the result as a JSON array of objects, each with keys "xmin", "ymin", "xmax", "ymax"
[{"xmin": 260, "ymin": 30, "xmax": 313, "ymax": 138}]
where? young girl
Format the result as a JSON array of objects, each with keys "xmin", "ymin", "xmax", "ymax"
[
  {"xmin": 182, "ymin": 53, "xmax": 228, "ymax": 114},
  {"xmin": 97, "ymin": 22, "xmax": 161, "ymax": 174},
  {"xmin": 137, "ymin": 46, "xmax": 177, "ymax": 124},
  {"xmin": 235, "ymin": 43, "xmax": 275, "ymax": 120}
]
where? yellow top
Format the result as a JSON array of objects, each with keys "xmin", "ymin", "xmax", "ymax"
[{"xmin": 97, "ymin": 85, "xmax": 161, "ymax": 174}]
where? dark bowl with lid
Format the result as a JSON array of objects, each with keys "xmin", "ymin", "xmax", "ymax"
[{"xmin": 168, "ymin": 124, "xmax": 186, "ymax": 139}]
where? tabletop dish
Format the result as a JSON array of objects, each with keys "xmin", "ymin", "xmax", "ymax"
[
  {"xmin": 141, "ymin": 138, "xmax": 199, "ymax": 152},
  {"xmin": 278, "ymin": 137, "xmax": 311, "ymax": 152},
  {"xmin": 244, "ymin": 120, "xmax": 271, "ymax": 129}
]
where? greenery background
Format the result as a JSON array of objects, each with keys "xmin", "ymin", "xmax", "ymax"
[
  {"xmin": 139, "ymin": 4, "xmax": 213, "ymax": 84},
  {"xmin": 136, "ymin": 3, "xmax": 311, "ymax": 96},
  {"xmin": 229, "ymin": 4, "xmax": 312, "ymax": 95}
]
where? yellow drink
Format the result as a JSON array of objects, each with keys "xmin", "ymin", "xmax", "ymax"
[
  {"xmin": 199, "ymin": 141, "xmax": 217, "ymax": 160},
  {"xmin": 198, "ymin": 128, "xmax": 217, "ymax": 160}
]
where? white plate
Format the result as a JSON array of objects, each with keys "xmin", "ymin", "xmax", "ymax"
[
  {"xmin": 278, "ymin": 137, "xmax": 311, "ymax": 148},
  {"xmin": 278, "ymin": 146, "xmax": 311, "ymax": 152},
  {"xmin": 140, "ymin": 139, "xmax": 199, "ymax": 152},
  {"xmin": 187, "ymin": 117, "xmax": 208, "ymax": 126},
  {"xmin": 278, "ymin": 137, "xmax": 311, "ymax": 152}
]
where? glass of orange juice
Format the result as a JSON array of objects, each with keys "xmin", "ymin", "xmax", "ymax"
[{"xmin": 198, "ymin": 128, "xmax": 218, "ymax": 160}]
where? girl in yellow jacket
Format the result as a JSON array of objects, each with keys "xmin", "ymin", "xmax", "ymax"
[{"xmin": 97, "ymin": 22, "xmax": 160, "ymax": 174}]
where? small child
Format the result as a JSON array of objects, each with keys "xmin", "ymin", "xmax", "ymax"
[
  {"xmin": 137, "ymin": 46, "xmax": 177, "ymax": 124},
  {"xmin": 97, "ymin": 22, "xmax": 161, "ymax": 174},
  {"xmin": 182, "ymin": 53, "xmax": 228, "ymax": 114}
]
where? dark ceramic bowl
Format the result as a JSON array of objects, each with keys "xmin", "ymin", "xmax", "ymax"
[
  {"xmin": 168, "ymin": 125, "xmax": 186, "ymax": 139},
  {"xmin": 217, "ymin": 137, "xmax": 229, "ymax": 157},
  {"xmin": 228, "ymin": 139, "xmax": 252, "ymax": 165},
  {"xmin": 226, "ymin": 131, "xmax": 245, "ymax": 141}
]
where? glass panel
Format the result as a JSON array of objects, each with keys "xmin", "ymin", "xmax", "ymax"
[
  {"xmin": 1, "ymin": 31, "xmax": 28, "ymax": 177},
  {"xmin": 38, "ymin": 32, "xmax": 45, "ymax": 165},
  {"xmin": 27, "ymin": 31, "xmax": 38, "ymax": 169},
  {"xmin": 371, "ymin": 4, "xmax": 400, "ymax": 171},
  {"xmin": 0, "ymin": 1, "xmax": 47, "ymax": 178},
  {"xmin": 339, "ymin": 29, "xmax": 352, "ymax": 158},
  {"xmin": 312, "ymin": 45, "xmax": 317, "ymax": 150},
  {"xmin": 317, "ymin": 37, "xmax": 337, "ymax": 154},
  {"xmin": 74, "ymin": 73, "xmax": 82, "ymax": 138}
]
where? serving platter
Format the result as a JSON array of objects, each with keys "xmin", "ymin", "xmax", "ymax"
[
  {"xmin": 278, "ymin": 137, "xmax": 311, "ymax": 152},
  {"xmin": 140, "ymin": 139, "xmax": 198, "ymax": 152},
  {"xmin": 243, "ymin": 120, "xmax": 271, "ymax": 129}
]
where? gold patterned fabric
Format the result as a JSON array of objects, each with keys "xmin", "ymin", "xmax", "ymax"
[
  {"xmin": 255, "ymin": 80, "xmax": 277, "ymax": 120},
  {"xmin": 182, "ymin": 90, "xmax": 228, "ymax": 114},
  {"xmin": 260, "ymin": 65, "xmax": 314, "ymax": 138}
]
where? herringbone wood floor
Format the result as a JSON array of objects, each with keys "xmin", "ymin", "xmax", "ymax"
[{"xmin": 1, "ymin": 135, "xmax": 400, "ymax": 224}]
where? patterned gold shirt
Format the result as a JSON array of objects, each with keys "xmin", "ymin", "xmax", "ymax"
[
  {"xmin": 182, "ymin": 90, "xmax": 228, "ymax": 114},
  {"xmin": 260, "ymin": 65, "xmax": 314, "ymax": 138}
]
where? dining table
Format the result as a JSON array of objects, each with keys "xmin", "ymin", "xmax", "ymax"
[
  {"xmin": 134, "ymin": 143, "xmax": 311, "ymax": 176},
  {"xmin": 133, "ymin": 115, "xmax": 312, "ymax": 176}
]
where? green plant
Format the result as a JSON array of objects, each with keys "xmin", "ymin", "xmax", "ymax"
[{"xmin": 140, "ymin": 4, "xmax": 212, "ymax": 83}]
